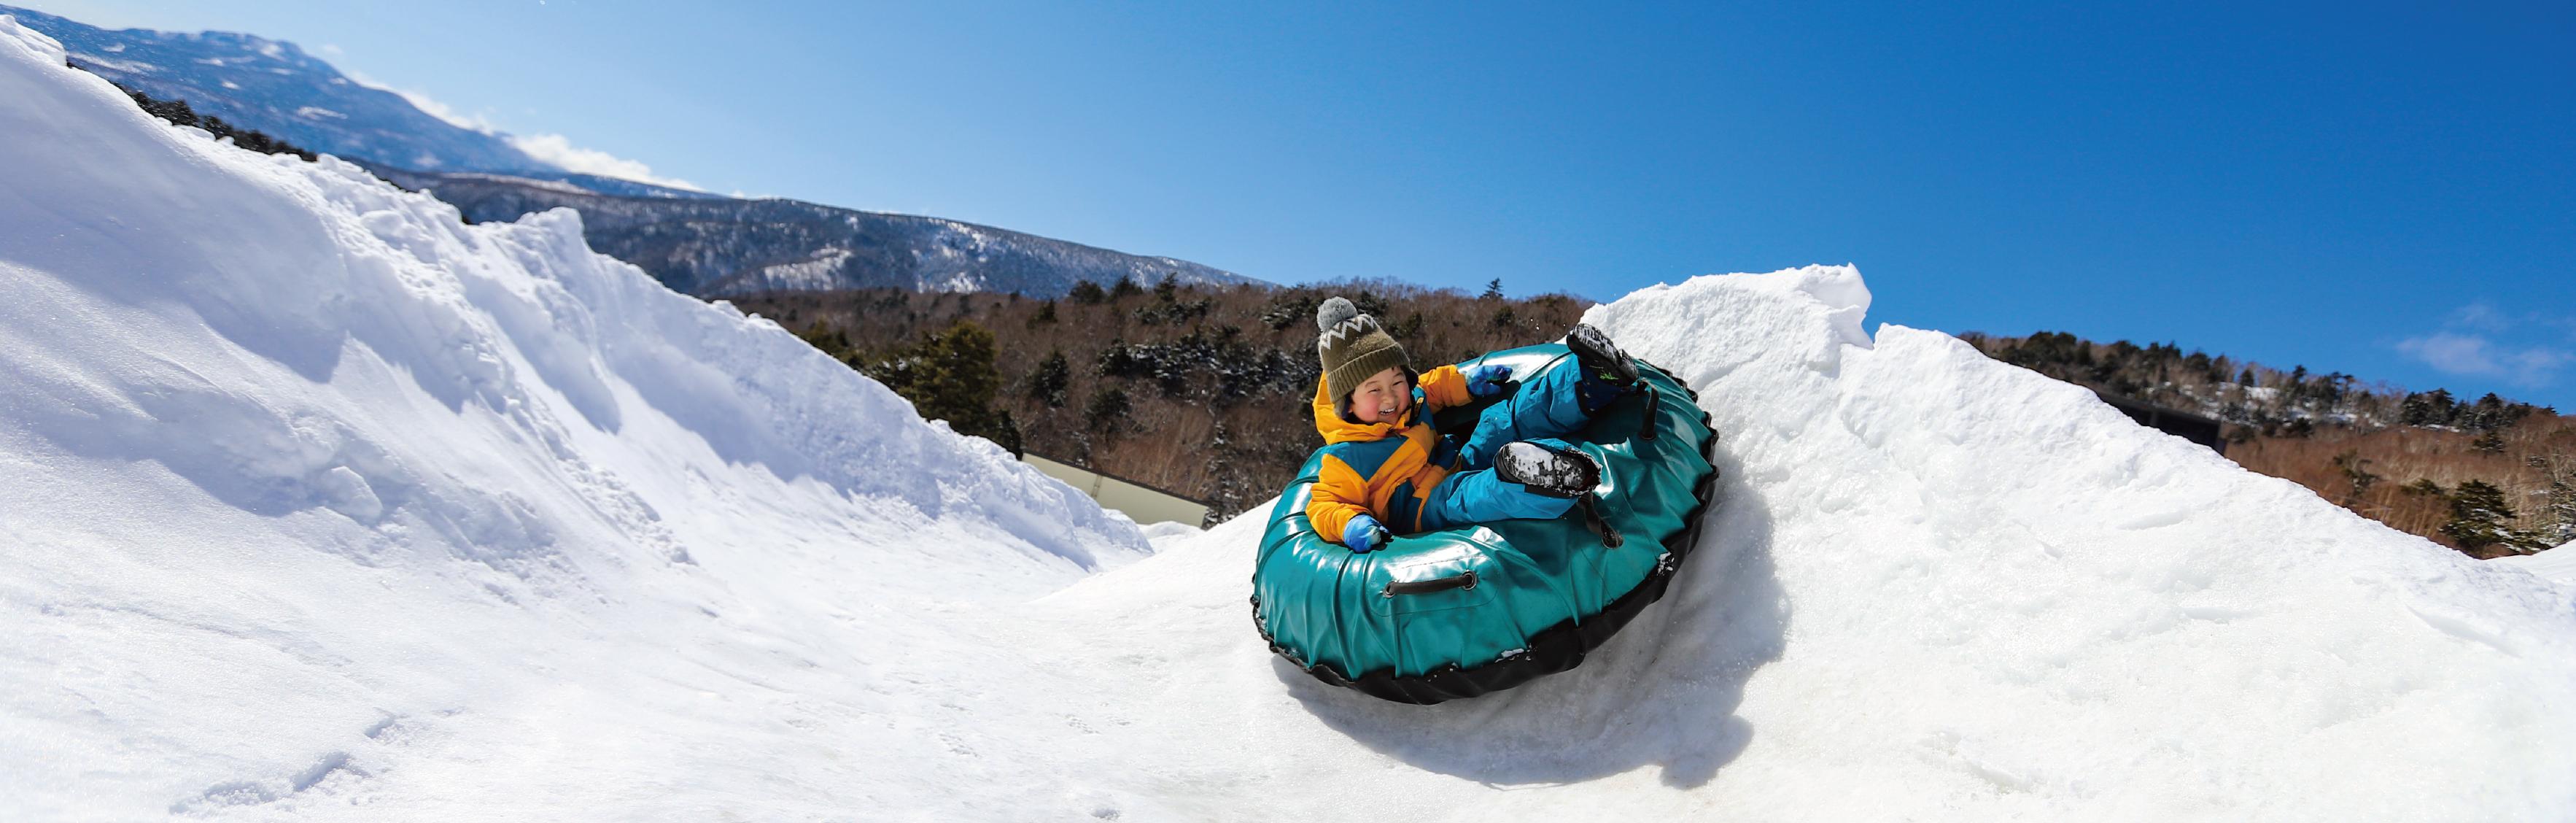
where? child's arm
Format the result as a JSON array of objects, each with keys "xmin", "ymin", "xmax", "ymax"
[
  {"xmin": 1416, "ymin": 364, "xmax": 1475, "ymax": 413},
  {"xmin": 1305, "ymin": 455, "xmax": 1375, "ymax": 544}
]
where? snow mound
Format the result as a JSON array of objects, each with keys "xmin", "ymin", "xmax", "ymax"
[
  {"xmin": 1011, "ymin": 268, "xmax": 2576, "ymax": 821},
  {"xmin": 4, "ymin": 15, "xmax": 2573, "ymax": 822},
  {"xmin": 1, "ymin": 19, "xmax": 1141, "ymax": 820},
  {"xmin": 2498, "ymin": 544, "xmax": 2576, "ymax": 586}
]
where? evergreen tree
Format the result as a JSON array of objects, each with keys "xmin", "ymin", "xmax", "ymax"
[
  {"xmin": 1028, "ymin": 349, "xmax": 1071, "ymax": 408},
  {"xmin": 1996, "ymin": 331, "xmax": 2091, "ymax": 374},
  {"xmin": 2456, "ymin": 393, "xmax": 2538, "ymax": 431},
  {"xmin": 2438, "ymin": 480, "xmax": 2522, "ymax": 555},
  {"xmin": 2471, "ymin": 430, "xmax": 2507, "ymax": 454},
  {"xmin": 1109, "ymin": 275, "xmax": 1144, "ymax": 301},
  {"xmin": 1481, "ymin": 278, "xmax": 1503, "ymax": 300},
  {"xmin": 1095, "ymin": 338, "xmax": 1148, "ymax": 379},
  {"xmin": 1085, "ymin": 385, "xmax": 1133, "ymax": 435},
  {"xmin": 1260, "ymin": 293, "xmax": 1322, "ymax": 330},
  {"xmin": 2401, "ymin": 390, "xmax": 2456, "ymax": 426},
  {"xmin": 1068, "ymin": 279, "xmax": 1108, "ymax": 305},
  {"xmin": 796, "ymin": 320, "xmax": 851, "ymax": 361},
  {"xmin": 865, "ymin": 320, "xmax": 1020, "ymax": 455}
]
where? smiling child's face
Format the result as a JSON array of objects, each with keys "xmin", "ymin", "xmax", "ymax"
[{"xmin": 1347, "ymin": 366, "xmax": 1412, "ymax": 424}]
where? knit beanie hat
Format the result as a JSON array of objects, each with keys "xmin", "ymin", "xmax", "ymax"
[{"xmin": 1316, "ymin": 296, "xmax": 1409, "ymax": 405}]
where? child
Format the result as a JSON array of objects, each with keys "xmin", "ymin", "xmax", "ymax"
[{"xmin": 1305, "ymin": 296, "xmax": 1644, "ymax": 552}]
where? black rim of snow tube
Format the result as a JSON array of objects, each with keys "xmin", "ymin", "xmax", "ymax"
[{"xmin": 1249, "ymin": 362, "xmax": 1723, "ymax": 705}]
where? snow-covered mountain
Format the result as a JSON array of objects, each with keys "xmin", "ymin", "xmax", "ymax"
[
  {"xmin": 9, "ymin": 5, "xmax": 1254, "ymax": 298},
  {"xmin": 1, "ymin": 3, "xmax": 551, "ymax": 174},
  {"xmin": 4, "ymin": 17, "xmax": 2572, "ymax": 822},
  {"xmin": 366, "ymin": 164, "xmax": 1262, "ymax": 298}
]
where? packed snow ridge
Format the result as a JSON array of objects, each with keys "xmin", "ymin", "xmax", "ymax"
[
  {"xmin": 2, "ymin": 18, "xmax": 2572, "ymax": 822},
  {"xmin": 2499, "ymin": 542, "xmax": 2576, "ymax": 586}
]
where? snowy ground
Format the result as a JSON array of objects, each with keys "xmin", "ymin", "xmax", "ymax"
[
  {"xmin": 2498, "ymin": 544, "xmax": 2576, "ymax": 586},
  {"xmin": 4, "ymin": 17, "xmax": 2572, "ymax": 822}
]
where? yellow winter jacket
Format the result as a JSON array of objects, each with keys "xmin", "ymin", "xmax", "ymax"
[{"xmin": 1305, "ymin": 364, "xmax": 1476, "ymax": 539}]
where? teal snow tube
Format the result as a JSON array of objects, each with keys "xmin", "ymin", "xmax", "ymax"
[{"xmin": 1249, "ymin": 344, "xmax": 1720, "ymax": 704}]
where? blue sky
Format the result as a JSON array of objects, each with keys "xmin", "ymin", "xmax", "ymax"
[{"xmin": 23, "ymin": 1, "xmax": 2576, "ymax": 409}]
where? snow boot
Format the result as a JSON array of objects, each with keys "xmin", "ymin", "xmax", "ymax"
[
  {"xmin": 1497, "ymin": 441, "xmax": 1602, "ymax": 499},
  {"xmin": 1565, "ymin": 323, "xmax": 1642, "ymax": 414},
  {"xmin": 1497, "ymin": 441, "xmax": 1625, "ymax": 548}
]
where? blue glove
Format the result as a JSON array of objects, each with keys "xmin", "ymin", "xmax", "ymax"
[
  {"xmin": 1466, "ymin": 363, "xmax": 1513, "ymax": 398},
  {"xmin": 1341, "ymin": 514, "xmax": 1391, "ymax": 553}
]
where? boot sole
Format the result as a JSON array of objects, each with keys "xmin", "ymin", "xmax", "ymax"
[{"xmin": 1497, "ymin": 441, "xmax": 1602, "ymax": 498}]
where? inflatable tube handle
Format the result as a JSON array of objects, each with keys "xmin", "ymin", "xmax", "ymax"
[
  {"xmin": 1637, "ymin": 385, "xmax": 1659, "ymax": 441},
  {"xmin": 1384, "ymin": 571, "xmax": 1479, "ymax": 598},
  {"xmin": 1579, "ymin": 495, "xmax": 1625, "ymax": 549}
]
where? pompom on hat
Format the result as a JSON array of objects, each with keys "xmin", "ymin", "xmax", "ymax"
[{"xmin": 1315, "ymin": 296, "xmax": 1410, "ymax": 406}]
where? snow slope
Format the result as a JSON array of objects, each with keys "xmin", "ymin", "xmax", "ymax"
[
  {"xmin": 1022, "ymin": 272, "xmax": 2576, "ymax": 821},
  {"xmin": 4, "ymin": 16, "xmax": 2574, "ymax": 822},
  {"xmin": 2498, "ymin": 544, "xmax": 2576, "ymax": 586},
  {"xmin": 0, "ymin": 20, "xmax": 1147, "ymax": 819}
]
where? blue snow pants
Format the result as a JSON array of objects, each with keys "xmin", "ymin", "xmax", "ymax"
[{"xmin": 1418, "ymin": 358, "xmax": 1602, "ymax": 530}]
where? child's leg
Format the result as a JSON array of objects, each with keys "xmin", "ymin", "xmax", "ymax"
[
  {"xmin": 1456, "ymin": 328, "xmax": 1645, "ymax": 469},
  {"xmin": 1564, "ymin": 323, "xmax": 1642, "ymax": 409},
  {"xmin": 1420, "ymin": 441, "xmax": 1583, "ymax": 530},
  {"xmin": 1456, "ymin": 355, "xmax": 1594, "ymax": 470}
]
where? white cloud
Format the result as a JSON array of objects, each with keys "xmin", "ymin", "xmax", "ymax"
[
  {"xmin": 344, "ymin": 69, "xmax": 505, "ymax": 133},
  {"xmin": 394, "ymin": 88, "xmax": 503, "ymax": 133},
  {"xmin": 339, "ymin": 72, "xmax": 702, "ymax": 191},
  {"xmin": 2398, "ymin": 333, "xmax": 2499, "ymax": 374},
  {"xmin": 2397, "ymin": 332, "xmax": 2573, "ymax": 385},
  {"xmin": 2448, "ymin": 302, "xmax": 2509, "ymax": 331},
  {"xmin": 507, "ymin": 133, "xmax": 702, "ymax": 191},
  {"xmin": 2506, "ymin": 349, "xmax": 2575, "ymax": 378}
]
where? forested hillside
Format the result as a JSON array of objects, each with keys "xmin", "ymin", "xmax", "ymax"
[
  {"xmin": 732, "ymin": 279, "xmax": 1585, "ymax": 521},
  {"xmin": 734, "ymin": 282, "xmax": 2576, "ymax": 555},
  {"xmin": 738, "ymin": 291, "xmax": 2576, "ymax": 556}
]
